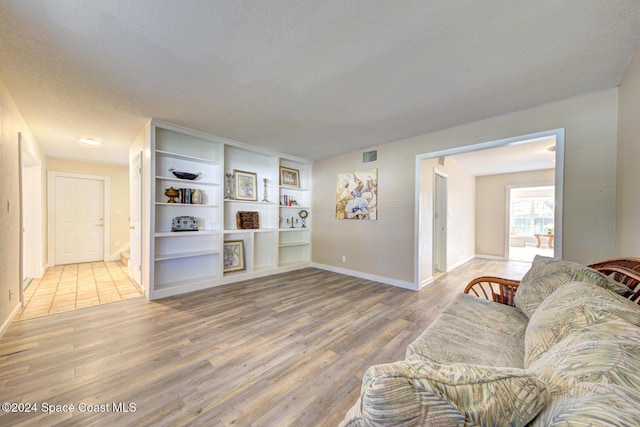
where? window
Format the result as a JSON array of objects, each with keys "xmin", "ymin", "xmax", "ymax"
[{"xmin": 512, "ymin": 197, "xmax": 554, "ymax": 234}]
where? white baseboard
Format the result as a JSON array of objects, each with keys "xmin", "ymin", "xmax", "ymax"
[
  {"xmin": 311, "ymin": 263, "xmax": 417, "ymax": 291},
  {"xmin": 0, "ymin": 303, "xmax": 22, "ymax": 340},
  {"xmin": 475, "ymin": 254, "xmax": 507, "ymax": 261},
  {"xmin": 447, "ymin": 255, "xmax": 476, "ymax": 271},
  {"xmin": 420, "ymin": 276, "xmax": 434, "ymax": 289}
]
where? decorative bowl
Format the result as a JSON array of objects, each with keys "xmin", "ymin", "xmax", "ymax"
[{"xmin": 169, "ymin": 167, "xmax": 201, "ymax": 180}]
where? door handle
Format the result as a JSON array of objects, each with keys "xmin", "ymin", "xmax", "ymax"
[
  {"xmin": 96, "ymin": 223, "xmax": 104, "ymax": 227},
  {"xmin": 130, "ymin": 225, "xmax": 135, "ymax": 229}
]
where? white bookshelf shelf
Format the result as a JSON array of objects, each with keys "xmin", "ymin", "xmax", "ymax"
[
  {"xmin": 156, "ymin": 149, "xmax": 220, "ymax": 165},
  {"xmin": 155, "ymin": 249, "xmax": 220, "ymax": 261},
  {"xmin": 279, "ymin": 241, "xmax": 310, "ymax": 247},
  {"xmin": 156, "ymin": 175, "xmax": 219, "ymax": 186},
  {"xmin": 155, "ymin": 230, "xmax": 221, "ymax": 237}
]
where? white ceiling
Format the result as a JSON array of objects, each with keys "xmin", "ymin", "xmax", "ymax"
[
  {"xmin": 1, "ymin": 1, "xmax": 640, "ymax": 165},
  {"xmin": 448, "ymin": 137, "xmax": 557, "ymax": 176}
]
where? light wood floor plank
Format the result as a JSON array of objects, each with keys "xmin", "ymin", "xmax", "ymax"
[{"xmin": 0, "ymin": 258, "xmax": 529, "ymax": 426}]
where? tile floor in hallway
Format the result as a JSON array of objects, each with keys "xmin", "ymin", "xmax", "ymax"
[{"xmin": 17, "ymin": 261, "xmax": 143, "ymax": 321}]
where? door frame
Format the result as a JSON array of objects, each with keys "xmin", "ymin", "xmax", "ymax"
[{"xmin": 47, "ymin": 171, "xmax": 110, "ymax": 266}]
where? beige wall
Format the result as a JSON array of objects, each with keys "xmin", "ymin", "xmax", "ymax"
[
  {"xmin": 617, "ymin": 51, "xmax": 640, "ymax": 256},
  {"xmin": 418, "ymin": 157, "xmax": 476, "ymax": 285},
  {"xmin": 312, "ymin": 88, "xmax": 619, "ymax": 287},
  {"xmin": 476, "ymin": 169, "xmax": 555, "ymax": 257},
  {"xmin": 445, "ymin": 159, "xmax": 476, "ymax": 269},
  {"xmin": 312, "ymin": 145, "xmax": 416, "ymax": 287},
  {"xmin": 0, "ymin": 80, "xmax": 45, "ymax": 333},
  {"xmin": 47, "ymin": 158, "xmax": 130, "ymax": 260}
]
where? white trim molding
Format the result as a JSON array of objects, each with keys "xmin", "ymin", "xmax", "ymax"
[
  {"xmin": 0, "ymin": 303, "xmax": 22, "ymax": 340},
  {"xmin": 312, "ymin": 263, "xmax": 417, "ymax": 291}
]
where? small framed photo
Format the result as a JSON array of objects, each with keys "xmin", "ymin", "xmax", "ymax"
[
  {"xmin": 223, "ymin": 240, "xmax": 245, "ymax": 272},
  {"xmin": 280, "ymin": 166, "xmax": 300, "ymax": 188},
  {"xmin": 234, "ymin": 169, "xmax": 258, "ymax": 201}
]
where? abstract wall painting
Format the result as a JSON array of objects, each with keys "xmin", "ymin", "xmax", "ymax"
[{"xmin": 336, "ymin": 169, "xmax": 378, "ymax": 220}]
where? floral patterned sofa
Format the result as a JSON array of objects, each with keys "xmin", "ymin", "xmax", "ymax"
[{"xmin": 340, "ymin": 256, "xmax": 640, "ymax": 426}]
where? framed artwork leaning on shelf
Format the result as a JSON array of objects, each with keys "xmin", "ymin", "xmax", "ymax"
[
  {"xmin": 279, "ymin": 166, "xmax": 300, "ymax": 188},
  {"xmin": 223, "ymin": 240, "xmax": 245, "ymax": 272},
  {"xmin": 234, "ymin": 169, "xmax": 258, "ymax": 201}
]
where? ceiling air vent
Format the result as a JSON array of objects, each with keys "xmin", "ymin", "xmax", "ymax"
[{"xmin": 363, "ymin": 150, "xmax": 377, "ymax": 163}]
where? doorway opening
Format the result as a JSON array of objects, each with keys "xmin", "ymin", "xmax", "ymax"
[
  {"xmin": 415, "ymin": 129, "xmax": 564, "ymax": 289},
  {"xmin": 507, "ymin": 186, "xmax": 555, "ymax": 262}
]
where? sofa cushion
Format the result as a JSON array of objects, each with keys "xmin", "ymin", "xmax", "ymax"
[
  {"xmin": 407, "ymin": 293, "xmax": 528, "ymax": 368},
  {"xmin": 514, "ymin": 256, "xmax": 632, "ymax": 318},
  {"xmin": 340, "ymin": 355, "xmax": 549, "ymax": 427},
  {"xmin": 530, "ymin": 383, "xmax": 640, "ymax": 427},
  {"xmin": 525, "ymin": 282, "xmax": 640, "ymax": 425},
  {"xmin": 525, "ymin": 280, "xmax": 640, "ymax": 367}
]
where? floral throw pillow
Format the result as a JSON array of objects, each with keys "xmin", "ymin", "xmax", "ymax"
[
  {"xmin": 356, "ymin": 355, "xmax": 549, "ymax": 427},
  {"xmin": 514, "ymin": 256, "xmax": 631, "ymax": 318}
]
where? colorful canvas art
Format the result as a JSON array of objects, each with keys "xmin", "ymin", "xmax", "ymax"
[{"xmin": 336, "ymin": 169, "xmax": 378, "ymax": 220}]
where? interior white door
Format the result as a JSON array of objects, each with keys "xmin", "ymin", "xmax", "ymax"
[
  {"xmin": 130, "ymin": 152, "xmax": 142, "ymax": 286},
  {"xmin": 54, "ymin": 176, "xmax": 105, "ymax": 264}
]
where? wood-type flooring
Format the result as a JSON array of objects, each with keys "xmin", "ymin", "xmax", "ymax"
[{"xmin": 0, "ymin": 258, "xmax": 530, "ymax": 426}]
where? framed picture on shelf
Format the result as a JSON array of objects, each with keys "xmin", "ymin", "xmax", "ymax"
[
  {"xmin": 234, "ymin": 169, "xmax": 258, "ymax": 201},
  {"xmin": 223, "ymin": 240, "xmax": 245, "ymax": 272},
  {"xmin": 280, "ymin": 166, "xmax": 300, "ymax": 188}
]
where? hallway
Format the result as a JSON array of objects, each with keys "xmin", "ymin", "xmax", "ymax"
[{"xmin": 17, "ymin": 261, "xmax": 142, "ymax": 321}]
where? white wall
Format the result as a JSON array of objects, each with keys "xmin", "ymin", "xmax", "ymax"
[
  {"xmin": 476, "ymin": 169, "xmax": 555, "ymax": 257},
  {"xmin": 312, "ymin": 88, "xmax": 619, "ymax": 287},
  {"xmin": 617, "ymin": 51, "xmax": 640, "ymax": 256}
]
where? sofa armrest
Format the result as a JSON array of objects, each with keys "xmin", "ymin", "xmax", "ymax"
[
  {"xmin": 464, "ymin": 276, "xmax": 520, "ymax": 306},
  {"xmin": 588, "ymin": 257, "xmax": 640, "ymax": 303}
]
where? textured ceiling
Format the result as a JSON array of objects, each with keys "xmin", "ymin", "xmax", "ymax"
[
  {"xmin": 1, "ymin": 1, "xmax": 640, "ymax": 165},
  {"xmin": 447, "ymin": 137, "xmax": 556, "ymax": 176}
]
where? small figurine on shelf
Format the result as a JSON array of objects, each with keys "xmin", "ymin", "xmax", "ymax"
[
  {"xmin": 225, "ymin": 173, "xmax": 234, "ymax": 199},
  {"xmin": 262, "ymin": 178, "xmax": 269, "ymax": 203},
  {"xmin": 165, "ymin": 187, "xmax": 179, "ymax": 203}
]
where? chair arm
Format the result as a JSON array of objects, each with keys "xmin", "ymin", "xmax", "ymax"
[{"xmin": 464, "ymin": 276, "xmax": 521, "ymax": 307}]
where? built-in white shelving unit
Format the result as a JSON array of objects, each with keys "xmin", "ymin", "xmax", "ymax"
[
  {"xmin": 278, "ymin": 158, "xmax": 312, "ymax": 267},
  {"xmin": 143, "ymin": 119, "xmax": 312, "ymax": 299}
]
